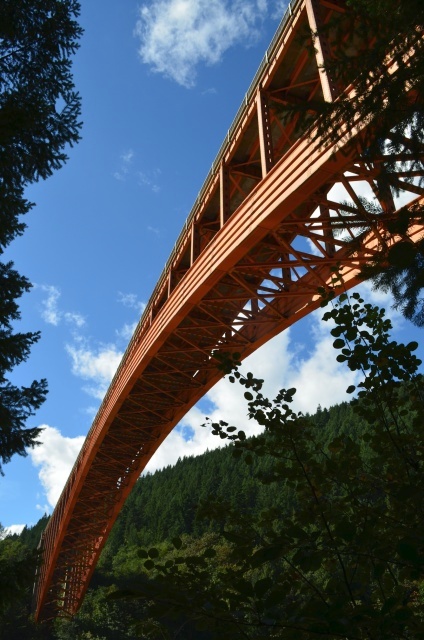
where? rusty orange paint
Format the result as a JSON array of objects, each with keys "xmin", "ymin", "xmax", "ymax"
[{"xmin": 33, "ymin": 0, "xmax": 424, "ymax": 621}]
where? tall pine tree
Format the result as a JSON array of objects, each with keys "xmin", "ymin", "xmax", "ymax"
[{"xmin": 0, "ymin": 0, "xmax": 82, "ymax": 472}]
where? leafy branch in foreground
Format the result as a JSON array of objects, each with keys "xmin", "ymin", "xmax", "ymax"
[
  {"xmin": 287, "ymin": 0, "xmax": 424, "ymax": 324},
  {"xmin": 109, "ymin": 289, "xmax": 424, "ymax": 639}
]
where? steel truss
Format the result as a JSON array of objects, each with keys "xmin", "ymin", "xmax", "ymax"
[{"xmin": 34, "ymin": 0, "xmax": 424, "ymax": 621}]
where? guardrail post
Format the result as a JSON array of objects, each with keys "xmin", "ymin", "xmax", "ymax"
[
  {"xmin": 220, "ymin": 161, "xmax": 230, "ymax": 227},
  {"xmin": 190, "ymin": 222, "xmax": 201, "ymax": 265},
  {"xmin": 256, "ymin": 89, "xmax": 274, "ymax": 177},
  {"xmin": 305, "ymin": 0, "xmax": 338, "ymax": 102}
]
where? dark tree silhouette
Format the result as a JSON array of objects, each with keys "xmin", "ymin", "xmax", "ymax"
[{"xmin": 0, "ymin": 0, "xmax": 82, "ymax": 472}]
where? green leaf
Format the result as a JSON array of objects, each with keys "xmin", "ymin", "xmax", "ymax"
[
  {"xmin": 222, "ymin": 531, "xmax": 246, "ymax": 544},
  {"xmin": 144, "ymin": 559, "xmax": 155, "ymax": 570},
  {"xmin": 172, "ymin": 537, "xmax": 182, "ymax": 550},
  {"xmin": 334, "ymin": 521, "xmax": 356, "ymax": 542},
  {"xmin": 407, "ymin": 341, "xmax": 418, "ymax": 352},
  {"xmin": 333, "ymin": 338, "xmax": 345, "ymax": 349},
  {"xmin": 251, "ymin": 545, "xmax": 282, "ymax": 566},
  {"xmin": 254, "ymin": 577, "xmax": 273, "ymax": 597},
  {"xmin": 107, "ymin": 589, "xmax": 145, "ymax": 601},
  {"xmin": 148, "ymin": 547, "xmax": 159, "ymax": 559},
  {"xmin": 388, "ymin": 241, "xmax": 416, "ymax": 267},
  {"xmin": 346, "ymin": 385, "xmax": 356, "ymax": 394},
  {"xmin": 396, "ymin": 540, "xmax": 420, "ymax": 564}
]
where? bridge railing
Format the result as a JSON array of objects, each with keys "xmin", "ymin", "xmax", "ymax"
[
  {"xmin": 63, "ymin": 0, "xmax": 305, "ymax": 477},
  {"xmin": 97, "ymin": 0, "xmax": 304, "ymax": 427},
  {"xmin": 35, "ymin": 0, "xmax": 308, "ymax": 615}
]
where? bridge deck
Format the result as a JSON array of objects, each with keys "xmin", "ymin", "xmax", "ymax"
[{"xmin": 34, "ymin": 0, "xmax": 424, "ymax": 620}]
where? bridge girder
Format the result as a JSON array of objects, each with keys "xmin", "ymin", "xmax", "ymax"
[{"xmin": 33, "ymin": 0, "xmax": 424, "ymax": 621}]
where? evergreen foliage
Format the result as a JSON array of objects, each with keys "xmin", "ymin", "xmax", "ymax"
[
  {"xmin": 105, "ymin": 287, "xmax": 424, "ymax": 639},
  {"xmin": 298, "ymin": 0, "xmax": 424, "ymax": 324},
  {"xmin": 0, "ymin": 0, "xmax": 82, "ymax": 472}
]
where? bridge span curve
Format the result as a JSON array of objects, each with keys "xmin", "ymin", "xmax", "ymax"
[{"xmin": 34, "ymin": 0, "xmax": 424, "ymax": 621}]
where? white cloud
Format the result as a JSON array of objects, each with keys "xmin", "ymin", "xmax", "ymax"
[
  {"xmin": 113, "ymin": 151, "xmax": 161, "ymax": 191},
  {"xmin": 117, "ymin": 292, "xmax": 146, "ymax": 314},
  {"xmin": 116, "ymin": 321, "xmax": 138, "ymax": 341},
  {"xmin": 271, "ymin": 0, "xmax": 288, "ymax": 19},
  {"xmin": 39, "ymin": 284, "xmax": 85, "ymax": 328},
  {"xmin": 66, "ymin": 342, "xmax": 123, "ymax": 399},
  {"xmin": 135, "ymin": 0, "xmax": 266, "ymax": 87},
  {"xmin": 201, "ymin": 87, "xmax": 217, "ymax": 95},
  {"xmin": 114, "ymin": 148, "xmax": 134, "ymax": 181},
  {"xmin": 138, "ymin": 169, "xmax": 161, "ymax": 193},
  {"xmin": 29, "ymin": 426, "xmax": 86, "ymax": 509},
  {"xmin": 40, "ymin": 285, "xmax": 61, "ymax": 325},
  {"xmin": 2, "ymin": 524, "xmax": 25, "ymax": 537},
  {"xmin": 146, "ymin": 280, "xmax": 406, "ymax": 476},
  {"xmin": 36, "ymin": 503, "xmax": 50, "ymax": 513},
  {"xmin": 145, "ymin": 309, "xmax": 364, "ymax": 473},
  {"xmin": 63, "ymin": 311, "xmax": 86, "ymax": 328}
]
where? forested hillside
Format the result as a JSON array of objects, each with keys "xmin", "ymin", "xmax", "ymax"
[
  {"xmin": 52, "ymin": 292, "xmax": 424, "ymax": 639},
  {"xmin": 0, "ymin": 399, "xmax": 363, "ymax": 639},
  {"xmin": 2, "ymin": 291, "xmax": 424, "ymax": 640},
  {"xmin": 100, "ymin": 400, "xmax": 363, "ymax": 568}
]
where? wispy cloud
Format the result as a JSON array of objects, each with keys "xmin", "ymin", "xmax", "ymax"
[
  {"xmin": 113, "ymin": 150, "xmax": 161, "ymax": 192},
  {"xmin": 116, "ymin": 322, "xmax": 138, "ymax": 341},
  {"xmin": 138, "ymin": 169, "xmax": 161, "ymax": 193},
  {"xmin": 29, "ymin": 426, "xmax": 86, "ymax": 509},
  {"xmin": 271, "ymin": 0, "xmax": 288, "ymax": 19},
  {"xmin": 145, "ymin": 311, "xmax": 359, "ymax": 473},
  {"xmin": 2, "ymin": 524, "xmax": 25, "ymax": 537},
  {"xmin": 135, "ymin": 0, "xmax": 267, "ymax": 87},
  {"xmin": 117, "ymin": 292, "xmax": 146, "ymax": 314},
  {"xmin": 113, "ymin": 148, "xmax": 135, "ymax": 181},
  {"xmin": 39, "ymin": 285, "xmax": 85, "ymax": 328},
  {"xmin": 145, "ymin": 283, "xmax": 404, "ymax": 474},
  {"xmin": 66, "ymin": 341, "xmax": 123, "ymax": 400},
  {"xmin": 201, "ymin": 87, "xmax": 217, "ymax": 95}
]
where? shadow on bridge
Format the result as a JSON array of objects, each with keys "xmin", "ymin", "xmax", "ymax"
[{"xmin": 34, "ymin": 0, "xmax": 424, "ymax": 621}]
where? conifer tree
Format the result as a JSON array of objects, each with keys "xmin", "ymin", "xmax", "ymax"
[
  {"xmin": 0, "ymin": 0, "xmax": 82, "ymax": 472},
  {"xmin": 306, "ymin": 0, "xmax": 424, "ymax": 323},
  {"xmin": 112, "ymin": 287, "xmax": 424, "ymax": 639}
]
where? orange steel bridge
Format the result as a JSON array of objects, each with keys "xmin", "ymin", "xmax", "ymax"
[{"xmin": 34, "ymin": 0, "xmax": 424, "ymax": 621}]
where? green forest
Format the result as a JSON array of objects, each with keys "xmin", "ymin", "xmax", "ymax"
[
  {"xmin": 1, "ymin": 0, "xmax": 424, "ymax": 638},
  {"xmin": 0, "ymin": 398, "xmax": 366, "ymax": 639},
  {"xmin": 2, "ymin": 288, "xmax": 424, "ymax": 639}
]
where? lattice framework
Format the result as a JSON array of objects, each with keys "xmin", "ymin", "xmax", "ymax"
[{"xmin": 34, "ymin": 0, "xmax": 424, "ymax": 621}]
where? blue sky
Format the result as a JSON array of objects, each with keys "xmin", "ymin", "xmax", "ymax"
[{"xmin": 1, "ymin": 0, "xmax": 422, "ymax": 533}]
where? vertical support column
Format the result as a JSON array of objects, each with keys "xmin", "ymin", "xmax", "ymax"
[
  {"xmin": 220, "ymin": 161, "xmax": 230, "ymax": 228},
  {"xmin": 372, "ymin": 172, "xmax": 396, "ymax": 215},
  {"xmin": 167, "ymin": 270, "xmax": 176, "ymax": 297},
  {"xmin": 281, "ymin": 253, "xmax": 292, "ymax": 291},
  {"xmin": 305, "ymin": 0, "xmax": 337, "ymax": 102},
  {"xmin": 190, "ymin": 222, "xmax": 201, "ymax": 265},
  {"xmin": 319, "ymin": 202, "xmax": 335, "ymax": 257},
  {"xmin": 256, "ymin": 89, "xmax": 274, "ymax": 178}
]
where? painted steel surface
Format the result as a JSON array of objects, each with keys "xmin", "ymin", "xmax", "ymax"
[{"xmin": 33, "ymin": 0, "xmax": 424, "ymax": 620}]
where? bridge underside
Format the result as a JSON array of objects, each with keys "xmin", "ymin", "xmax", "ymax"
[{"xmin": 34, "ymin": 0, "xmax": 424, "ymax": 621}]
